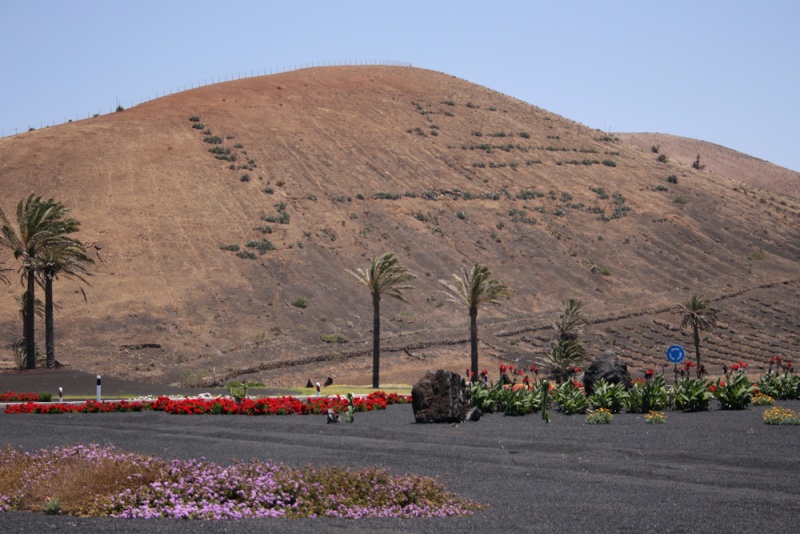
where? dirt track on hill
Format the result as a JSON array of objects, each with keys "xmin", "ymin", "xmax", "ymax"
[{"xmin": 0, "ymin": 399, "xmax": 798, "ymax": 533}]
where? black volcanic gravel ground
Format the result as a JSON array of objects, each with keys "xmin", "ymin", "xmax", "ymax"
[{"xmin": 0, "ymin": 373, "xmax": 798, "ymax": 533}]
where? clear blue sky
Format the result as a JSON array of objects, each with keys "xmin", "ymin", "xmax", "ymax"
[{"xmin": 2, "ymin": 1, "xmax": 798, "ymax": 172}]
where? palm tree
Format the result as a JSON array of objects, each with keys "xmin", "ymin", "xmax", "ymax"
[
  {"xmin": 679, "ymin": 293, "xmax": 718, "ymax": 374},
  {"xmin": 545, "ymin": 299, "xmax": 589, "ymax": 382},
  {"xmin": 350, "ymin": 253, "xmax": 414, "ymax": 388},
  {"xmin": 554, "ymin": 298, "xmax": 586, "ymax": 344},
  {"xmin": 440, "ymin": 263, "xmax": 510, "ymax": 381},
  {"xmin": 37, "ymin": 241, "xmax": 93, "ymax": 368},
  {"xmin": 0, "ymin": 194, "xmax": 81, "ymax": 369}
]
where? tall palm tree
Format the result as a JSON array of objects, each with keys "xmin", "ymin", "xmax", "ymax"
[
  {"xmin": 37, "ymin": 241, "xmax": 93, "ymax": 368},
  {"xmin": 0, "ymin": 194, "xmax": 81, "ymax": 368},
  {"xmin": 440, "ymin": 263, "xmax": 511, "ymax": 381},
  {"xmin": 350, "ymin": 253, "xmax": 414, "ymax": 388},
  {"xmin": 679, "ymin": 293, "xmax": 718, "ymax": 374}
]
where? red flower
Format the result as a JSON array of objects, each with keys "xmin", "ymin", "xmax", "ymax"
[
  {"xmin": 499, "ymin": 364, "xmax": 507, "ymax": 374},
  {"xmin": 645, "ymin": 368, "xmax": 655, "ymax": 378},
  {"xmin": 530, "ymin": 364, "xmax": 538, "ymax": 373},
  {"xmin": 732, "ymin": 364, "xmax": 740, "ymax": 372}
]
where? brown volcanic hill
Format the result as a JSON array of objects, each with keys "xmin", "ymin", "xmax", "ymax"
[
  {"xmin": 618, "ymin": 132, "xmax": 800, "ymax": 199},
  {"xmin": 0, "ymin": 66, "xmax": 798, "ymax": 388}
]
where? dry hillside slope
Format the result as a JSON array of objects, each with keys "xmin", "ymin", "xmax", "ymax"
[
  {"xmin": 1, "ymin": 66, "xmax": 798, "ymax": 387},
  {"xmin": 618, "ymin": 132, "xmax": 800, "ymax": 199}
]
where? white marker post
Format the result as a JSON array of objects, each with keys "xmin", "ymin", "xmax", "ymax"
[
  {"xmin": 58, "ymin": 387, "xmax": 63, "ymax": 403},
  {"xmin": 96, "ymin": 375, "xmax": 102, "ymax": 402},
  {"xmin": 316, "ymin": 382, "xmax": 321, "ymax": 397}
]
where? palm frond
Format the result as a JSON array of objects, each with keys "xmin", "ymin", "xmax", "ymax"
[
  {"xmin": 350, "ymin": 252, "xmax": 414, "ymax": 301},
  {"xmin": 439, "ymin": 263, "xmax": 510, "ymax": 312},
  {"xmin": 679, "ymin": 293, "xmax": 718, "ymax": 333}
]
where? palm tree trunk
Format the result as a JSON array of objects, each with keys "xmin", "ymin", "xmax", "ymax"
[
  {"xmin": 24, "ymin": 269, "xmax": 36, "ymax": 369},
  {"xmin": 372, "ymin": 295, "xmax": 381, "ymax": 389},
  {"xmin": 693, "ymin": 323, "xmax": 701, "ymax": 377},
  {"xmin": 45, "ymin": 272, "xmax": 55, "ymax": 369},
  {"xmin": 470, "ymin": 308, "xmax": 478, "ymax": 382}
]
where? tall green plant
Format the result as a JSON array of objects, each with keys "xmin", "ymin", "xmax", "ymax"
[
  {"xmin": 679, "ymin": 293, "xmax": 718, "ymax": 375},
  {"xmin": 350, "ymin": 253, "xmax": 414, "ymax": 388},
  {"xmin": 543, "ymin": 299, "xmax": 588, "ymax": 382},
  {"xmin": 440, "ymin": 264, "xmax": 510, "ymax": 380}
]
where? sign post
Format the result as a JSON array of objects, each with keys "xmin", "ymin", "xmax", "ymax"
[{"xmin": 666, "ymin": 345, "xmax": 685, "ymax": 383}]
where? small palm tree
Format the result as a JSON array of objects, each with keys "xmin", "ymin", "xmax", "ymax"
[
  {"xmin": 37, "ymin": 241, "xmax": 93, "ymax": 368},
  {"xmin": 555, "ymin": 298, "xmax": 586, "ymax": 343},
  {"xmin": 545, "ymin": 299, "xmax": 589, "ymax": 382},
  {"xmin": 679, "ymin": 293, "xmax": 718, "ymax": 374},
  {"xmin": 350, "ymin": 253, "xmax": 414, "ymax": 389},
  {"xmin": 0, "ymin": 194, "xmax": 81, "ymax": 368},
  {"xmin": 440, "ymin": 263, "xmax": 510, "ymax": 381}
]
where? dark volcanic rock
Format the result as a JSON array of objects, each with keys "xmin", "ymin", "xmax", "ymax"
[
  {"xmin": 411, "ymin": 370, "xmax": 467, "ymax": 423},
  {"xmin": 583, "ymin": 349, "xmax": 632, "ymax": 395}
]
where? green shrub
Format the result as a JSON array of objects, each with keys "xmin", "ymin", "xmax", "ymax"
[
  {"xmin": 747, "ymin": 251, "xmax": 765, "ymax": 261},
  {"xmin": 758, "ymin": 371, "xmax": 799, "ymax": 400},
  {"xmin": 456, "ymin": 211, "xmax": 468, "ymax": 220},
  {"xmin": 626, "ymin": 374, "xmax": 669, "ymax": 413},
  {"xmin": 552, "ymin": 381, "xmax": 588, "ymax": 415},
  {"xmin": 586, "ymin": 408, "xmax": 613, "ymax": 424},
  {"xmin": 220, "ymin": 244, "xmax": 240, "ymax": 252},
  {"xmin": 192, "ymin": 123, "xmax": 204, "ymax": 129},
  {"xmin": 373, "ymin": 192, "xmax": 401, "ymax": 200},
  {"xmin": 674, "ymin": 195, "xmax": 688, "ymax": 204},
  {"xmin": 38, "ymin": 392, "xmax": 53, "ymax": 402},
  {"xmin": 321, "ymin": 333, "xmax": 348, "ymax": 343},
  {"xmin": 714, "ymin": 370, "xmax": 754, "ymax": 410},
  {"xmin": 245, "ymin": 239, "xmax": 276, "ymax": 254},
  {"xmin": 763, "ymin": 407, "xmax": 800, "ymax": 425},
  {"xmin": 188, "ymin": 116, "xmax": 200, "ymax": 122},
  {"xmin": 587, "ymin": 379, "xmax": 628, "ymax": 413},
  {"xmin": 204, "ymin": 135, "xmax": 223, "ymax": 144},
  {"xmin": 240, "ymin": 174, "xmax": 250, "ymax": 182},
  {"xmin": 667, "ymin": 174, "xmax": 678, "ymax": 184},
  {"xmin": 657, "ymin": 154, "xmax": 668, "ymax": 163},
  {"xmin": 602, "ymin": 159, "xmax": 617, "ymax": 167},
  {"xmin": 670, "ymin": 377, "xmax": 713, "ymax": 412},
  {"xmin": 236, "ymin": 250, "xmax": 257, "ymax": 259},
  {"xmin": 291, "ymin": 296, "xmax": 308, "ymax": 309}
]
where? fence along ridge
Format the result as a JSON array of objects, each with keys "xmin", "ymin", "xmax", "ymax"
[{"xmin": 1, "ymin": 59, "xmax": 413, "ymax": 138}]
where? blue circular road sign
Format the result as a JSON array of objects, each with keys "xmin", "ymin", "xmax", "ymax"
[{"xmin": 666, "ymin": 345, "xmax": 686, "ymax": 364}]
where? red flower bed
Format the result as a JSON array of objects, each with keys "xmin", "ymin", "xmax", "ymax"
[
  {"xmin": 0, "ymin": 392, "xmax": 42, "ymax": 402},
  {"xmin": 4, "ymin": 392, "xmax": 411, "ymax": 416}
]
